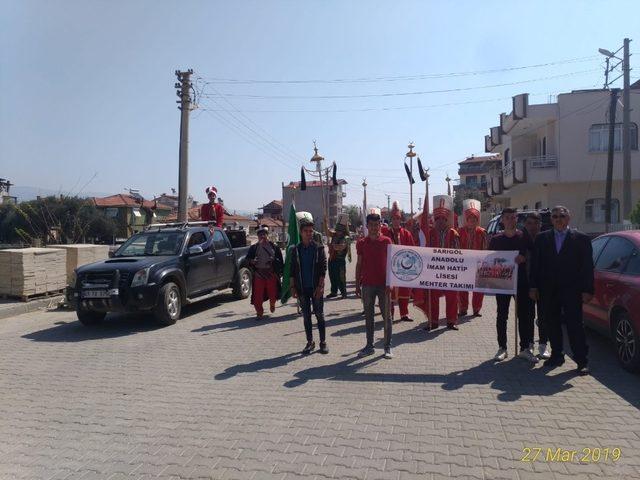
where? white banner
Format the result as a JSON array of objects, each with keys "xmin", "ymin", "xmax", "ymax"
[{"xmin": 386, "ymin": 244, "xmax": 519, "ymax": 295}]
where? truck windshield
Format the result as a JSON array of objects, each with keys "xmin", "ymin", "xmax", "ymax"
[{"xmin": 115, "ymin": 232, "xmax": 186, "ymax": 257}]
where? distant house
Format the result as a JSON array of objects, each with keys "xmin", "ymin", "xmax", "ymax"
[
  {"xmin": 92, "ymin": 194, "xmax": 172, "ymax": 238},
  {"xmin": 153, "ymin": 193, "xmax": 197, "ymax": 212},
  {"xmin": 164, "ymin": 205, "xmax": 254, "ymax": 231},
  {"xmin": 259, "ymin": 200, "xmax": 283, "ymax": 220}
]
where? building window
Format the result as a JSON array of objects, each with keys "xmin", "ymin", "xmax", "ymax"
[
  {"xmin": 585, "ymin": 198, "xmax": 620, "ymax": 223},
  {"xmin": 535, "ymin": 201, "xmax": 542, "ymax": 209},
  {"xmin": 105, "ymin": 208, "xmax": 118, "ymax": 218},
  {"xmin": 504, "ymin": 148, "xmax": 511, "ymax": 167},
  {"xmin": 588, "ymin": 123, "xmax": 638, "ymax": 152},
  {"xmin": 465, "ymin": 175, "xmax": 478, "ymax": 186},
  {"xmin": 480, "ymin": 175, "xmax": 486, "ymax": 184},
  {"xmin": 132, "ymin": 208, "xmax": 142, "ymax": 218},
  {"xmin": 541, "ymin": 137, "xmax": 547, "ymax": 156}
]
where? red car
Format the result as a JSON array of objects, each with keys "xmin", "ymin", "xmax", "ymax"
[{"xmin": 584, "ymin": 230, "xmax": 640, "ymax": 372}]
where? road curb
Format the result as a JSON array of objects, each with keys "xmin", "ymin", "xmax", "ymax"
[{"xmin": 0, "ymin": 296, "xmax": 65, "ymax": 321}]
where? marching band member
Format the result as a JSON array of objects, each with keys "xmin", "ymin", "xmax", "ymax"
[
  {"xmin": 327, "ymin": 215, "xmax": 352, "ymax": 299},
  {"xmin": 388, "ymin": 201, "xmax": 416, "ymax": 322},
  {"xmin": 458, "ymin": 199, "xmax": 488, "ymax": 318},
  {"xmin": 200, "ymin": 186, "xmax": 224, "ymax": 227},
  {"xmin": 415, "ymin": 195, "xmax": 461, "ymax": 331}
]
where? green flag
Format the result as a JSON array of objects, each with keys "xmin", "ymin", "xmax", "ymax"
[{"xmin": 280, "ymin": 204, "xmax": 300, "ymax": 304}]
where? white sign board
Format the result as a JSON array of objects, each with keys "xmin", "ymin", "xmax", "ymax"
[{"xmin": 386, "ymin": 244, "xmax": 519, "ymax": 295}]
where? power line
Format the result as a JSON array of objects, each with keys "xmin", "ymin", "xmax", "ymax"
[
  {"xmin": 199, "ymin": 56, "xmax": 598, "ymax": 85},
  {"xmin": 201, "ymin": 69, "xmax": 599, "ymax": 100},
  {"xmin": 196, "ymin": 79, "xmax": 305, "ymax": 164},
  {"xmin": 199, "ymin": 107, "xmax": 298, "ymax": 170}
]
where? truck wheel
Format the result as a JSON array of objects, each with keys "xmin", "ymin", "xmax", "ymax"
[
  {"xmin": 76, "ymin": 307, "xmax": 106, "ymax": 326},
  {"xmin": 155, "ymin": 282, "xmax": 181, "ymax": 326},
  {"xmin": 614, "ymin": 311, "xmax": 640, "ymax": 373},
  {"xmin": 233, "ymin": 267, "xmax": 252, "ymax": 300}
]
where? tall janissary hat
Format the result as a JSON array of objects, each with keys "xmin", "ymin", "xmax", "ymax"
[
  {"xmin": 463, "ymin": 199, "xmax": 481, "ymax": 221},
  {"xmin": 390, "ymin": 200, "xmax": 402, "ymax": 219},
  {"xmin": 432, "ymin": 195, "xmax": 453, "ymax": 221}
]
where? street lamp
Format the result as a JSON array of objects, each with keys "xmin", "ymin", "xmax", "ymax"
[{"xmin": 406, "ymin": 142, "xmax": 417, "ymax": 216}]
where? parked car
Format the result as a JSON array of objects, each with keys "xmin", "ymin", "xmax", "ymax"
[
  {"xmin": 486, "ymin": 208, "xmax": 552, "ymax": 237},
  {"xmin": 69, "ymin": 223, "xmax": 252, "ymax": 326},
  {"xmin": 583, "ymin": 230, "xmax": 640, "ymax": 372}
]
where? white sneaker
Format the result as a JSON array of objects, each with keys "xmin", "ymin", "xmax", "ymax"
[
  {"xmin": 383, "ymin": 347, "xmax": 394, "ymax": 359},
  {"xmin": 518, "ymin": 349, "xmax": 540, "ymax": 363},
  {"xmin": 494, "ymin": 348, "xmax": 507, "ymax": 361},
  {"xmin": 538, "ymin": 343, "xmax": 551, "ymax": 359}
]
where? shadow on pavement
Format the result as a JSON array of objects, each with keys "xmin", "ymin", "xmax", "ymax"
[
  {"xmin": 192, "ymin": 311, "xmax": 300, "ymax": 334},
  {"xmin": 582, "ymin": 328, "xmax": 640, "ymax": 410},
  {"xmin": 21, "ymin": 314, "xmax": 163, "ymax": 342},
  {"xmin": 282, "ymin": 354, "xmax": 575, "ymax": 401},
  {"xmin": 215, "ymin": 352, "xmax": 305, "ymax": 380}
]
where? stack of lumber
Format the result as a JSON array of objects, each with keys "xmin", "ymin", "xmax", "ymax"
[
  {"xmin": 52, "ymin": 244, "xmax": 110, "ymax": 283},
  {"xmin": 0, "ymin": 248, "xmax": 67, "ymax": 299}
]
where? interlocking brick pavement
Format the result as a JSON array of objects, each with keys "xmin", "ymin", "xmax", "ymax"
[{"xmin": 0, "ymin": 261, "xmax": 639, "ymax": 479}]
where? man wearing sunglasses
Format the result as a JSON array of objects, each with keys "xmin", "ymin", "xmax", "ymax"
[{"xmin": 529, "ymin": 206, "xmax": 594, "ymax": 375}]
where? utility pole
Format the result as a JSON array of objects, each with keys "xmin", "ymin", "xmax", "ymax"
[
  {"xmin": 605, "ymin": 88, "xmax": 620, "ymax": 231},
  {"xmin": 386, "ymin": 194, "xmax": 391, "ymax": 213},
  {"xmin": 445, "ymin": 174, "xmax": 452, "ymax": 196},
  {"xmin": 175, "ymin": 69, "xmax": 194, "ymax": 222},
  {"xmin": 622, "ymin": 38, "xmax": 632, "ymax": 220}
]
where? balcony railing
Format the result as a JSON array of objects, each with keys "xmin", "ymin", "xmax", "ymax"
[{"xmin": 527, "ymin": 154, "xmax": 558, "ymax": 168}]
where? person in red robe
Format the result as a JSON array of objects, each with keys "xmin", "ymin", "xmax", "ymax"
[
  {"xmin": 200, "ymin": 185, "xmax": 224, "ymax": 227},
  {"xmin": 458, "ymin": 199, "xmax": 488, "ymax": 318},
  {"xmin": 388, "ymin": 201, "xmax": 416, "ymax": 322},
  {"xmin": 415, "ymin": 194, "xmax": 461, "ymax": 331}
]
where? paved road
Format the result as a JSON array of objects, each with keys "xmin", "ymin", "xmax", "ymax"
[{"xmin": 1, "ymin": 261, "xmax": 639, "ymax": 480}]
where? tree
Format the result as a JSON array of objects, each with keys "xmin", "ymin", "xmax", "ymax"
[
  {"xmin": 453, "ymin": 188, "xmax": 490, "ymax": 216},
  {"xmin": 344, "ymin": 204, "xmax": 362, "ymax": 229},
  {"xmin": 630, "ymin": 200, "xmax": 640, "ymax": 225},
  {"xmin": 0, "ymin": 196, "xmax": 117, "ymax": 245}
]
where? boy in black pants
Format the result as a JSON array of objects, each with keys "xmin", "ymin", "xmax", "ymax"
[
  {"xmin": 489, "ymin": 208, "xmax": 538, "ymax": 363},
  {"xmin": 290, "ymin": 218, "xmax": 328, "ymax": 354}
]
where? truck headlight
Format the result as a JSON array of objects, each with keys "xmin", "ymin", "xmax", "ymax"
[{"xmin": 131, "ymin": 268, "xmax": 150, "ymax": 287}]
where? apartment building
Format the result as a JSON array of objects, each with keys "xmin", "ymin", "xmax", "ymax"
[
  {"xmin": 282, "ymin": 179, "xmax": 347, "ymax": 229},
  {"xmin": 483, "ymin": 86, "xmax": 640, "ymax": 233}
]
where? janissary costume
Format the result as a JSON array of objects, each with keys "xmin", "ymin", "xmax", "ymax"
[
  {"xmin": 246, "ymin": 226, "xmax": 284, "ymax": 319},
  {"xmin": 200, "ymin": 185, "xmax": 224, "ymax": 227},
  {"xmin": 415, "ymin": 194, "xmax": 461, "ymax": 331},
  {"xmin": 388, "ymin": 201, "xmax": 416, "ymax": 322},
  {"xmin": 457, "ymin": 199, "xmax": 488, "ymax": 317},
  {"xmin": 327, "ymin": 215, "xmax": 352, "ymax": 298}
]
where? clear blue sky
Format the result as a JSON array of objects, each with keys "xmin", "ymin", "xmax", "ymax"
[{"xmin": 1, "ymin": 0, "xmax": 638, "ymax": 213}]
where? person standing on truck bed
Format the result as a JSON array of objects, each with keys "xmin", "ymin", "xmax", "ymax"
[
  {"xmin": 200, "ymin": 185, "xmax": 224, "ymax": 227},
  {"xmin": 246, "ymin": 225, "xmax": 283, "ymax": 320},
  {"xmin": 290, "ymin": 217, "xmax": 328, "ymax": 355}
]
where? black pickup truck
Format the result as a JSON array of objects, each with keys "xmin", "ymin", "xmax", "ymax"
[{"xmin": 69, "ymin": 224, "xmax": 252, "ymax": 326}]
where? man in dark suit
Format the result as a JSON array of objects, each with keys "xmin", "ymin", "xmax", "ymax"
[{"xmin": 529, "ymin": 206, "xmax": 594, "ymax": 375}]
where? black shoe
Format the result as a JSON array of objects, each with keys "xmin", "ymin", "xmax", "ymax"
[
  {"xmin": 326, "ymin": 293, "xmax": 338, "ymax": 299},
  {"xmin": 447, "ymin": 324, "xmax": 459, "ymax": 331},
  {"xmin": 341, "ymin": 293, "xmax": 348, "ymax": 299},
  {"xmin": 473, "ymin": 311, "xmax": 482, "ymax": 317},
  {"xmin": 458, "ymin": 311, "xmax": 467, "ymax": 318},
  {"xmin": 302, "ymin": 341, "xmax": 316, "ymax": 355},
  {"xmin": 423, "ymin": 323, "xmax": 431, "ymax": 331},
  {"xmin": 319, "ymin": 342, "xmax": 329, "ymax": 354},
  {"xmin": 401, "ymin": 316, "xmax": 413, "ymax": 322},
  {"xmin": 576, "ymin": 364, "xmax": 590, "ymax": 376},
  {"xmin": 543, "ymin": 356, "xmax": 565, "ymax": 368},
  {"xmin": 358, "ymin": 345, "xmax": 375, "ymax": 357}
]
